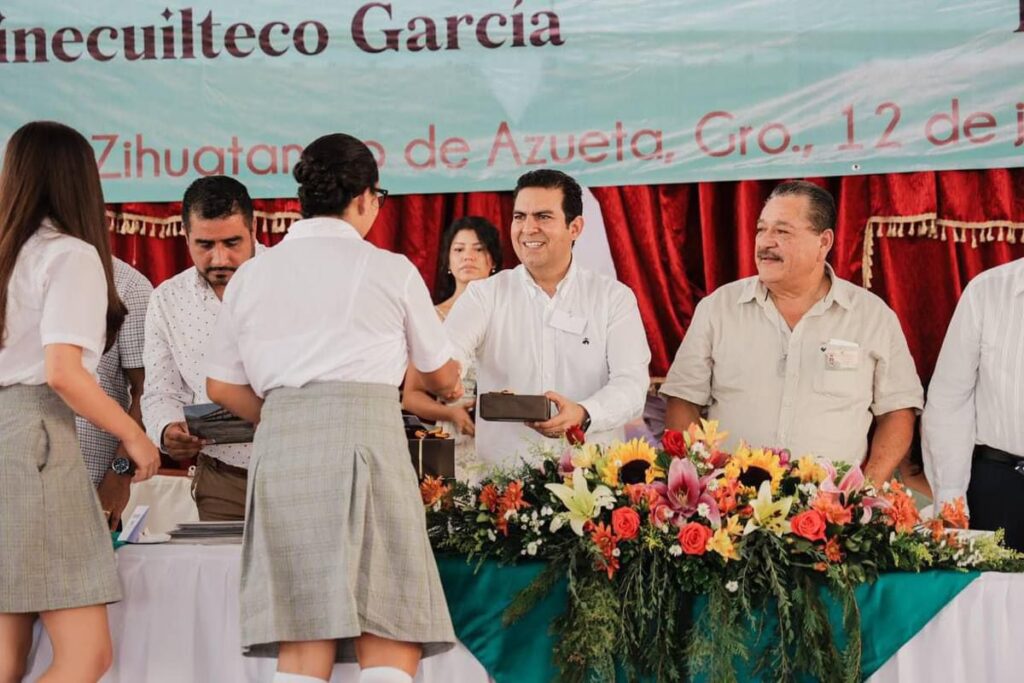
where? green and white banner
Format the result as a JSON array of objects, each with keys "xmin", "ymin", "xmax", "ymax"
[{"xmin": 2, "ymin": 1, "xmax": 1023, "ymax": 201}]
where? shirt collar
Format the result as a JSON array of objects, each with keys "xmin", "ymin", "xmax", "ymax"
[
  {"xmin": 517, "ymin": 258, "xmax": 579, "ymax": 300},
  {"xmin": 736, "ymin": 264, "xmax": 852, "ymax": 310},
  {"xmin": 284, "ymin": 216, "xmax": 362, "ymax": 241}
]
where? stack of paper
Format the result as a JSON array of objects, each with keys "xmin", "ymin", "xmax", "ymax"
[{"xmin": 168, "ymin": 521, "xmax": 245, "ymax": 544}]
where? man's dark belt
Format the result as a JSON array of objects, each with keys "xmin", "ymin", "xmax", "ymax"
[
  {"xmin": 197, "ymin": 452, "xmax": 249, "ymax": 478},
  {"xmin": 973, "ymin": 444, "xmax": 1024, "ymax": 466}
]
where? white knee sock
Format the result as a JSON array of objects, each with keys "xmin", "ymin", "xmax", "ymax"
[
  {"xmin": 272, "ymin": 673, "xmax": 328, "ymax": 683},
  {"xmin": 358, "ymin": 666, "xmax": 414, "ymax": 683}
]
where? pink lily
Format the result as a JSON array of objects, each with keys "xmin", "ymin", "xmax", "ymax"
[
  {"xmin": 820, "ymin": 464, "xmax": 865, "ymax": 505},
  {"xmin": 558, "ymin": 447, "xmax": 574, "ymax": 476},
  {"xmin": 858, "ymin": 495, "xmax": 892, "ymax": 523},
  {"xmin": 768, "ymin": 447, "xmax": 792, "ymax": 467},
  {"xmin": 650, "ymin": 457, "xmax": 720, "ymax": 528}
]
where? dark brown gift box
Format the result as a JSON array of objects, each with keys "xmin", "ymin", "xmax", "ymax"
[
  {"xmin": 408, "ymin": 437, "xmax": 455, "ymax": 479},
  {"xmin": 478, "ymin": 392, "xmax": 552, "ymax": 422}
]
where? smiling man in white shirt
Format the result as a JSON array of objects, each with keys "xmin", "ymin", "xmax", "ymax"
[
  {"xmin": 661, "ymin": 181, "xmax": 923, "ymax": 481},
  {"xmin": 443, "ymin": 169, "xmax": 651, "ymax": 469},
  {"xmin": 923, "ymin": 259, "xmax": 1024, "ymax": 550},
  {"xmin": 143, "ymin": 175, "xmax": 260, "ymax": 521}
]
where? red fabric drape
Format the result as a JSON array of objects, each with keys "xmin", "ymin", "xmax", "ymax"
[
  {"xmin": 107, "ymin": 168, "xmax": 1024, "ymax": 382},
  {"xmin": 592, "ymin": 176, "xmax": 873, "ymax": 376},
  {"xmin": 110, "ymin": 193, "xmax": 517, "ymax": 298}
]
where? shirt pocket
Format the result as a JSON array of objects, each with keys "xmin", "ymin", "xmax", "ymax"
[{"xmin": 812, "ymin": 344, "xmax": 869, "ymax": 398}]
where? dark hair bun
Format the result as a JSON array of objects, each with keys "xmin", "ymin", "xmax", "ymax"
[
  {"xmin": 294, "ymin": 134, "xmax": 379, "ymax": 219},
  {"xmin": 294, "ymin": 159, "xmax": 341, "ymax": 206}
]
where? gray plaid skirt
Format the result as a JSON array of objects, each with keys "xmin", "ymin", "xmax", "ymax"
[
  {"xmin": 240, "ymin": 382, "xmax": 455, "ymax": 662},
  {"xmin": 0, "ymin": 384, "xmax": 121, "ymax": 613}
]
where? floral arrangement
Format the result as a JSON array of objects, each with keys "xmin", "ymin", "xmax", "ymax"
[{"xmin": 422, "ymin": 421, "xmax": 1024, "ymax": 683}]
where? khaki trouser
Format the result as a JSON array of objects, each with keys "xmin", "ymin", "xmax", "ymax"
[{"xmin": 191, "ymin": 453, "xmax": 248, "ymax": 521}]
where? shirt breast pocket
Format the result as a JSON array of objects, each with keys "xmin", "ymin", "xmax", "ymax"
[
  {"xmin": 815, "ymin": 367, "xmax": 859, "ymax": 397},
  {"xmin": 813, "ymin": 345, "xmax": 869, "ymax": 398}
]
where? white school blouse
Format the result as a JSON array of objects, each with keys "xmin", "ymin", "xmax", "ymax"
[
  {"xmin": 0, "ymin": 221, "xmax": 107, "ymax": 385},
  {"xmin": 206, "ymin": 217, "xmax": 451, "ymax": 395}
]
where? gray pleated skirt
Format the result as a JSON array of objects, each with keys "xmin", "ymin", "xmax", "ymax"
[
  {"xmin": 0, "ymin": 384, "xmax": 121, "ymax": 613},
  {"xmin": 240, "ymin": 382, "xmax": 455, "ymax": 662}
]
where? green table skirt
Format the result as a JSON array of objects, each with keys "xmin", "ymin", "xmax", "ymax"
[{"xmin": 437, "ymin": 556, "xmax": 978, "ymax": 683}]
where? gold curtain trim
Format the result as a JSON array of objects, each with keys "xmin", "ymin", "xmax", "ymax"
[
  {"xmin": 106, "ymin": 210, "xmax": 303, "ymax": 238},
  {"xmin": 862, "ymin": 214, "xmax": 1024, "ymax": 288}
]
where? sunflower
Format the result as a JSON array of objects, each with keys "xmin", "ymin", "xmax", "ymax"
[
  {"xmin": 599, "ymin": 438, "xmax": 662, "ymax": 486},
  {"xmin": 724, "ymin": 442, "xmax": 787, "ymax": 493}
]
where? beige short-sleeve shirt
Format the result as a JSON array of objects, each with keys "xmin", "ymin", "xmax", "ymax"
[{"xmin": 660, "ymin": 267, "xmax": 923, "ymax": 465}]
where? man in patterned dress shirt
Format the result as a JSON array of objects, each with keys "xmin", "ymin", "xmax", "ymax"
[{"xmin": 143, "ymin": 176, "xmax": 260, "ymax": 521}]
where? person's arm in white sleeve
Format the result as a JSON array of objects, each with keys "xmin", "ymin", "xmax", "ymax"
[
  {"xmin": 922, "ymin": 286, "xmax": 982, "ymax": 511},
  {"xmin": 660, "ymin": 298, "xmax": 715, "ymax": 432},
  {"xmin": 402, "ymin": 267, "xmax": 461, "ymax": 400},
  {"xmin": 142, "ymin": 293, "xmax": 204, "ymax": 458},
  {"xmin": 576, "ymin": 287, "xmax": 651, "ymax": 433}
]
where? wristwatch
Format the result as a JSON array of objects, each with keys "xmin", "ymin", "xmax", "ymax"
[
  {"xmin": 580, "ymin": 408, "xmax": 592, "ymax": 433},
  {"xmin": 110, "ymin": 456, "xmax": 136, "ymax": 477}
]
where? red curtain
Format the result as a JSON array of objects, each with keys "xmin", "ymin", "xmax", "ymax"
[{"xmin": 107, "ymin": 168, "xmax": 1024, "ymax": 382}]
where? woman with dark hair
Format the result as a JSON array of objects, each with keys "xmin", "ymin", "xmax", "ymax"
[
  {"xmin": 432, "ymin": 216, "xmax": 502, "ymax": 316},
  {"xmin": 403, "ymin": 216, "xmax": 501, "ymax": 479},
  {"xmin": 0, "ymin": 121, "xmax": 159, "ymax": 682},
  {"xmin": 206, "ymin": 133, "xmax": 461, "ymax": 683}
]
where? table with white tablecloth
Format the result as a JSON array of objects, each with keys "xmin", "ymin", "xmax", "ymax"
[
  {"xmin": 25, "ymin": 544, "xmax": 490, "ymax": 683},
  {"xmin": 25, "ymin": 543, "xmax": 1024, "ymax": 682}
]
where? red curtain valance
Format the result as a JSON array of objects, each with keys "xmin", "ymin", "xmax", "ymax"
[{"xmin": 106, "ymin": 168, "xmax": 1024, "ymax": 380}]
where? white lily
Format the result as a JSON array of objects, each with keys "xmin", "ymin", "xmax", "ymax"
[
  {"xmin": 545, "ymin": 468, "xmax": 616, "ymax": 536},
  {"xmin": 743, "ymin": 481, "xmax": 793, "ymax": 536}
]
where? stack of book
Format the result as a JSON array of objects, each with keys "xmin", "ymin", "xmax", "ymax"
[{"xmin": 168, "ymin": 521, "xmax": 244, "ymax": 544}]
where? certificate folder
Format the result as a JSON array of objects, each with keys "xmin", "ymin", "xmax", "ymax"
[{"xmin": 183, "ymin": 403, "xmax": 255, "ymax": 445}]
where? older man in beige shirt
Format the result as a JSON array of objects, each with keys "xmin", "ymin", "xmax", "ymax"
[{"xmin": 661, "ymin": 181, "xmax": 923, "ymax": 483}]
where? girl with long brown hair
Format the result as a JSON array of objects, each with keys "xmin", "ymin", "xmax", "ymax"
[{"xmin": 0, "ymin": 121, "xmax": 159, "ymax": 683}]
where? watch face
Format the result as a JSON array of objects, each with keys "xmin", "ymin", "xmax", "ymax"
[{"xmin": 111, "ymin": 457, "xmax": 132, "ymax": 475}]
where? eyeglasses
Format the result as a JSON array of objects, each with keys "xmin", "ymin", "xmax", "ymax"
[{"xmin": 374, "ymin": 187, "xmax": 389, "ymax": 207}]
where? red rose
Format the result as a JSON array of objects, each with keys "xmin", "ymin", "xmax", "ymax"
[
  {"xmin": 661, "ymin": 429, "xmax": 687, "ymax": 458},
  {"xmin": 791, "ymin": 510, "xmax": 827, "ymax": 542},
  {"xmin": 566, "ymin": 424, "xmax": 586, "ymax": 446},
  {"xmin": 611, "ymin": 507, "xmax": 641, "ymax": 541},
  {"xmin": 678, "ymin": 522, "xmax": 713, "ymax": 556}
]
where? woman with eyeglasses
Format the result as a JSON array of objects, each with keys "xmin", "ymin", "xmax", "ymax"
[
  {"xmin": 0, "ymin": 121, "xmax": 159, "ymax": 682},
  {"xmin": 206, "ymin": 133, "xmax": 461, "ymax": 683}
]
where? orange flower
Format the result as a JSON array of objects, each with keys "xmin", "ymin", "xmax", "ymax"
[
  {"xmin": 590, "ymin": 521, "xmax": 620, "ymax": 579},
  {"xmin": 824, "ymin": 537, "xmax": 843, "ymax": 563},
  {"xmin": 501, "ymin": 481, "xmax": 530, "ymax": 513},
  {"xmin": 812, "ymin": 496, "xmax": 853, "ymax": 526},
  {"xmin": 813, "ymin": 562, "xmax": 828, "ymax": 572},
  {"xmin": 678, "ymin": 522, "xmax": 712, "ymax": 556},
  {"xmin": 479, "ymin": 484, "xmax": 500, "ymax": 512},
  {"xmin": 711, "ymin": 478, "xmax": 740, "ymax": 515},
  {"xmin": 790, "ymin": 510, "xmax": 827, "ymax": 542},
  {"xmin": 420, "ymin": 476, "xmax": 450, "ymax": 507},
  {"xmin": 940, "ymin": 498, "xmax": 969, "ymax": 530},
  {"xmin": 491, "ymin": 481, "xmax": 531, "ymax": 536},
  {"xmin": 926, "ymin": 519, "xmax": 945, "ymax": 542},
  {"xmin": 882, "ymin": 481, "xmax": 920, "ymax": 533},
  {"xmin": 624, "ymin": 483, "xmax": 646, "ymax": 505}
]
